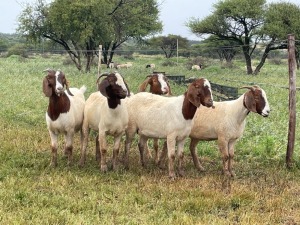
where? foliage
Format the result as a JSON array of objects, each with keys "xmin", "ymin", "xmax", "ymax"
[
  {"xmin": 147, "ymin": 35, "xmax": 189, "ymax": 58},
  {"xmin": 187, "ymin": 0, "xmax": 300, "ymax": 75},
  {"xmin": 6, "ymin": 44, "xmax": 28, "ymax": 58},
  {"xmin": 17, "ymin": 0, "xmax": 162, "ymax": 73}
]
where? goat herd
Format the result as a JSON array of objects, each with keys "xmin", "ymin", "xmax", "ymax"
[{"xmin": 43, "ymin": 69, "xmax": 270, "ymax": 179}]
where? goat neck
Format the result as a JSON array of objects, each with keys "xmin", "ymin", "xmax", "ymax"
[
  {"xmin": 48, "ymin": 92, "xmax": 71, "ymax": 121},
  {"xmin": 182, "ymin": 92, "xmax": 198, "ymax": 120}
]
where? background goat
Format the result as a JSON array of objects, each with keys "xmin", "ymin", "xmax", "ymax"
[
  {"xmin": 43, "ymin": 69, "xmax": 86, "ymax": 167},
  {"xmin": 138, "ymin": 73, "xmax": 172, "ymax": 162}
]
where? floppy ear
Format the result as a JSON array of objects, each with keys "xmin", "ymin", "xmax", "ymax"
[
  {"xmin": 187, "ymin": 83, "xmax": 201, "ymax": 107},
  {"xmin": 166, "ymin": 81, "xmax": 172, "ymax": 96},
  {"xmin": 125, "ymin": 81, "xmax": 131, "ymax": 97},
  {"xmin": 138, "ymin": 76, "xmax": 151, "ymax": 92},
  {"xmin": 43, "ymin": 77, "xmax": 52, "ymax": 97},
  {"xmin": 99, "ymin": 79, "xmax": 110, "ymax": 98},
  {"xmin": 243, "ymin": 91, "xmax": 257, "ymax": 112}
]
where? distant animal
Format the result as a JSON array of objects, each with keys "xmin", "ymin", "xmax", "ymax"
[
  {"xmin": 146, "ymin": 63, "xmax": 155, "ymax": 69},
  {"xmin": 191, "ymin": 65, "xmax": 202, "ymax": 70},
  {"xmin": 42, "ymin": 69, "xmax": 86, "ymax": 167}
]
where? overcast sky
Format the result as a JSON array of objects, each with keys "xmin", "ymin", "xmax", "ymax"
[{"xmin": 1, "ymin": 0, "xmax": 299, "ymax": 40}]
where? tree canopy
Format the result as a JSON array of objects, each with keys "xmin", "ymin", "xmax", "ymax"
[
  {"xmin": 18, "ymin": 0, "xmax": 162, "ymax": 72},
  {"xmin": 147, "ymin": 35, "xmax": 189, "ymax": 58},
  {"xmin": 187, "ymin": 0, "xmax": 300, "ymax": 74}
]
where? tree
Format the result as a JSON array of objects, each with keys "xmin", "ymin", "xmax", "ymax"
[
  {"xmin": 18, "ymin": 0, "xmax": 162, "ymax": 72},
  {"xmin": 194, "ymin": 35, "xmax": 240, "ymax": 63},
  {"xmin": 187, "ymin": 0, "xmax": 266, "ymax": 74},
  {"xmin": 187, "ymin": 0, "xmax": 300, "ymax": 74},
  {"xmin": 259, "ymin": 2, "xmax": 300, "ymax": 70},
  {"xmin": 147, "ymin": 35, "xmax": 189, "ymax": 58}
]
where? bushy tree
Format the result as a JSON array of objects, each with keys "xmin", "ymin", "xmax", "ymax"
[
  {"xmin": 147, "ymin": 35, "xmax": 189, "ymax": 58},
  {"xmin": 18, "ymin": 0, "xmax": 162, "ymax": 72},
  {"xmin": 187, "ymin": 0, "xmax": 300, "ymax": 74}
]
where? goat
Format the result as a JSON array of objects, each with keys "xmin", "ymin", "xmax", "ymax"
[
  {"xmin": 43, "ymin": 69, "xmax": 86, "ymax": 167},
  {"xmin": 124, "ymin": 78, "xmax": 214, "ymax": 179},
  {"xmin": 188, "ymin": 85, "xmax": 270, "ymax": 177},
  {"xmin": 146, "ymin": 63, "xmax": 155, "ymax": 69},
  {"xmin": 116, "ymin": 63, "xmax": 131, "ymax": 69},
  {"xmin": 138, "ymin": 73, "xmax": 172, "ymax": 162},
  {"xmin": 79, "ymin": 72, "xmax": 130, "ymax": 172},
  {"xmin": 191, "ymin": 65, "xmax": 201, "ymax": 70}
]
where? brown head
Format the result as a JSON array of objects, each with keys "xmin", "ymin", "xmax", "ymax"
[
  {"xmin": 182, "ymin": 78, "xmax": 214, "ymax": 120},
  {"xmin": 97, "ymin": 72, "xmax": 130, "ymax": 108},
  {"xmin": 138, "ymin": 73, "xmax": 171, "ymax": 95},
  {"xmin": 241, "ymin": 85, "xmax": 270, "ymax": 117},
  {"xmin": 42, "ymin": 69, "xmax": 73, "ymax": 97},
  {"xmin": 187, "ymin": 78, "xmax": 214, "ymax": 108}
]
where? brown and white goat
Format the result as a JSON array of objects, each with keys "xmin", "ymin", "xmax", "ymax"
[
  {"xmin": 188, "ymin": 85, "xmax": 270, "ymax": 177},
  {"xmin": 124, "ymin": 78, "xmax": 214, "ymax": 178},
  {"xmin": 43, "ymin": 69, "xmax": 86, "ymax": 167},
  {"xmin": 79, "ymin": 72, "xmax": 130, "ymax": 172},
  {"xmin": 138, "ymin": 73, "xmax": 172, "ymax": 162}
]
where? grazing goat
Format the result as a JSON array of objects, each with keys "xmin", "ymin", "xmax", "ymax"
[
  {"xmin": 79, "ymin": 72, "xmax": 130, "ymax": 172},
  {"xmin": 43, "ymin": 69, "xmax": 86, "ymax": 167},
  {"xmin": 138, "ymin": 73, "xmax": 172, "ymax": 162},
  {"xmin": 146, "ymin": 63, "xmax": 155, "ymax": 69},
  {"xmin": 124, "ymin": 78, "xmax": 214, "ymax": 178},
  {"xmin": 116, "ymin": 63, "xmax": 132, "ymax": 69},
  {"xmin": 189, "ymin": 85, "xmax": 270, "ymax": 177},
  {"xmin": 191, "ymin": 65, "xmax": 202, "ymax": 70}
]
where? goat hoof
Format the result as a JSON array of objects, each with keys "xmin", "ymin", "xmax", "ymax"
[
  {"xmin": 223, "ymin": 170, "xmax": 231, "ymax": 177},
  {"xmin": 100, "ymin": 165, "xmax": 108, "ymax": 172},
  {"xmin": 197, "ymin": 166, "xmax": 206, "ymax": 172},
  {"xmin": 230, "ymin": 171, "xmax": 236, "ymax": 177},
  {"xmin": 178, "ymin": 170, "xmax": 185, "ymax": 177}
]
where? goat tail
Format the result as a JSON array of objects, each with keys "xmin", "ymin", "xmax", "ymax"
[{"xmin": 80, "ymin": 85, "xmax": 87, "ymax": 94}]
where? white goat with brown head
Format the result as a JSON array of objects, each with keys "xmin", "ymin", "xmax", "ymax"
[
  {"xmin": 79, "ymin": 72, "xmax": 130, "ymax": 172},
  {"xmin": 188, "ymin": 85, "xmax": 270, "ymax": 177},
  {"xmin": 124, "ymin": 78, "xmax": 214, "ymax": 179},
  {"xmin": 43, "ymin": 69, "xmax": 86, "ymax": 167}
]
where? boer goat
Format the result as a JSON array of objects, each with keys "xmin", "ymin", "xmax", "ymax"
[
  {"xmin": 188, "ymin": 85, "xmax": 270, "ymax": 177},
  {"xmin": 138, "ymin": 73, "xmax": 172, "ymax": 162},
  {"xmin": 124, "ymin": 78, "xmax": 214, "ymax": 179},
  {"xmin": 79, "ymin": 72, "xmax": 130, "ymax": 172},
  {"xmin": 43, "ymin": 69, "xmax": 86, "ymax": 167}
]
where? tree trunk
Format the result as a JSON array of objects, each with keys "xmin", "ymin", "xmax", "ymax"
[
  {"xmin": 242, "ymin": 45, "xmax": 253, "ymax": 74},
  {"xmin": 255, "ymin": 43, "xmax": 272, "ymax": 75}
]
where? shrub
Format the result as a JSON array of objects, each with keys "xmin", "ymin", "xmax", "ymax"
[{"xmin": 6, "ymin": 44, "xmax": 28, "ymax": 58}]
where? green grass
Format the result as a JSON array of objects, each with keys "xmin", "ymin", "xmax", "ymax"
[{"xmin": 0, "ymin": 53, "xmax": 300, "ymax": 224}]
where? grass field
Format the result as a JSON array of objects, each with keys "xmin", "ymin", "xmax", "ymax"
[{"xmin": 0, "ymin": 53, "xmax": 300, "ymax": 224}]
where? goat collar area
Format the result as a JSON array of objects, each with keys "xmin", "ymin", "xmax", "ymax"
[
  {"xmin": 107, "ymin": 98, "xmax": 121, "ymax": 109},
  {"xmin": 48, "ymin": 93, "xmax": 71, "ymax": 121}
]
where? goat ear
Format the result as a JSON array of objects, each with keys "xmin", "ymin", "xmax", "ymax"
[
  {"xmin": 99, "ymin": 79, "xmax": 110, "ymax": 98},
  {"xmin": 187, "ymin": 83, "xmax": 201, "ymax": 107},
  {"xmin": 166, "ymin": 82, "xmax": 172, "ymax": 96},
  {"xmin": 65, "ymin": 79, "xmax": 74, "ymax": 96},
  {"xmin": 42, "ymin": 77, "xmax": 52, "ymax": 97},
  {"xmin": 138, "ymin": 76, "xmax": 151, "ymax": 92},
  {"xmin": 125, "ymin": 81, "xmax": 131, "ymax": 97},
  {"xmin": 244, "ymin": 91, "xmax": 257, "ymax": 112}
]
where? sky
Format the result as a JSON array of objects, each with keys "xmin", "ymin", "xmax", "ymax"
[{"xmin": 0, "ymin": 0, "xmax": 299, "ymax": 40}]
